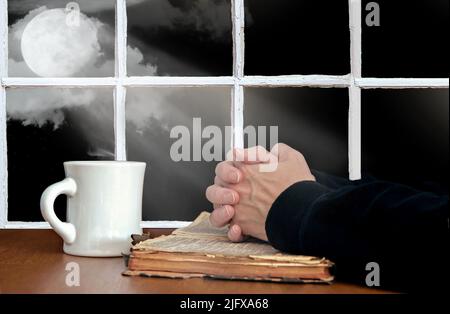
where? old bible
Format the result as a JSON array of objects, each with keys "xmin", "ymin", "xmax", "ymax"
[{"xmin": 123, "ymin": 212, "xmax": 334, "ymax": 283}]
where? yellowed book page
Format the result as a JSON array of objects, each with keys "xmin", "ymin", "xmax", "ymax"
[
  {"xmin": 172, "ymin": 212, "xmax": 228, "ymax": 238},
  {"xmin": 134, "ymin": 234, "xmax": 279, "ymax": 257},
  {"xmin": 134, "ymin": 212, "xmax": 328, "ymax": 265}
]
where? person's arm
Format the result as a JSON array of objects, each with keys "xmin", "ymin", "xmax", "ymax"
[
  {"xmin": 311, "ymin": 170, "xmax": 351, "ymax": 189},
  {"xmin": 266, "ymin": 179, "xmax": 449, "ymax": 291}
]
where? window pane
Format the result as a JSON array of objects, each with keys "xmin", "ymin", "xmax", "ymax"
[
  {"xmin": 126, "ymin": 87, "xmax": 231, "ymax": 221},
  {"xmin": 362, "ymin": 89, "xmax": 449, "ymax": 190},
  {"xmin": 363, "ymin": 0, "xmax": 449, "ymax": 78},
  {"xmin": 8, "ymin": 0, "xmax": 115, "ymax": 77},
  {"xmin": 245, "ymin": 0, "xmax": 350, "ymax": 75},
  {"xmin": 127, "ymin": 0, "xmax": 232, "ymax": 76},
  {"xmin": 7, "ymin": 88, "xmax": 114, "ymax": 221},
  {"xmin": 244, "ymin": 88, "xmax": 349, "ymax": 177}
]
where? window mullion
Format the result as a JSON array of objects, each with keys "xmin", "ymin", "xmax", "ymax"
[
  {"xmin": 349, "ymin": 0, "xmax": 362, "ymax": 180},
  {"xmin": 231, "ymin": 0, "xmax": 245, "ymax": 150},
  {"xmin": 357, "ymin": 78, "xmax": 450, "ymax": 89},
  {"xmin": 114, "ymin": 0, "xmax": 127, "ymax": 161},
  {"xmin": 0, "ymin": 0, "xmax": 8, "ymax": 228}
]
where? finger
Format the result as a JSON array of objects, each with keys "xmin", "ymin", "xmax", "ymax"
[
  {"xmin": 271, "ymin": 143, "xmax": 296, "ymax": 162},
  {"xmin": 205, "ymin": 185, "xmax": 239, "ymax": 205},
  {"xmin": 228, "ymin": 224, "xmax": 245, "ymax": 242},
  {"xmin": 232, "ymin": 146, "xmax": 272, "ymax": 164},
  {"xmin": 214, "ymin": 176, "xmax": 230, "ymax": 188},
  {"xmin": 215, "ymin": 161, "xmax": 242, "ymax": 184},
  {"xmin": 210, "ymin": 205, "xmax": 235, "ymax": 228}
]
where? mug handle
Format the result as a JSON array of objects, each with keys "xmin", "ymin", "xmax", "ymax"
[{"xmin": 40, "ymin": 178, "xmax": 77, "ymax": 244}]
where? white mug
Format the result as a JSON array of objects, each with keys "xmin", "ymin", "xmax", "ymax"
[{"xmin": 40, "ymin": 161, "xmax": 146, "ymax": 257}]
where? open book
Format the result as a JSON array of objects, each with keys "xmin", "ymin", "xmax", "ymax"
[{"xmin": 123, "ymin": 212, "xmax": 334, "ymax": 283}]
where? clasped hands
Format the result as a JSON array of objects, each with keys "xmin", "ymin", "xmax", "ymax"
[{"xmin": 205, "ymin": 144, "xmax": 316, "ymax": 243}]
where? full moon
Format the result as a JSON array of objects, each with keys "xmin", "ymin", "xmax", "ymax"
[{"xmin": 21, "ymin": 8, "xmax": 101, "ymax": 77}]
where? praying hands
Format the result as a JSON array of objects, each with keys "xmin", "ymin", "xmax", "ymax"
[{"xmin": 205, "ymin": 144, "xmax": 316, "ymax": 242}]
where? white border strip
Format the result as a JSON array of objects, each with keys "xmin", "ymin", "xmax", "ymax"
[
  {"xmin": 4, "ymin": 220, "xmax": 192, "ymax": 229},
  {"xmin": 0, "ymin": 0, "xmax": 7, "ymax": 228},
  {"xmin": 231, "ymin": 0, "xmax": 245, "ymax": 149},
  {"xmin": 357, "ymin": 78, "xmax": 449, "ymax": 89},
  {"xmin": 348, "ymin": 0, "xmax": 362, "ymax": 181}
]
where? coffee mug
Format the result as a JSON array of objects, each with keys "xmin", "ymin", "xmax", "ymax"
[{"xmin": 40, "ymin": 161, "xmax": 146, "ymax": 257}]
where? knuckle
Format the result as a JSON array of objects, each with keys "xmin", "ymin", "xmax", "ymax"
[
  {"xmin": 214, "ymin": 187, "xmax": 222, "ymax": 199},
  {"xmin": 210, "ymin": 213, "xmax": 221, "ymax": 227},
  {"xmin": 256, "ymin": 145, "xmax": 266, "ymax": 153},
  {"xmin": 205, "ymin": 185, "xmax": 212, "ymax": 195},
  {"xmin": 278, "ymin": 142, "xmax": 289, "ymax": 149},
  {"xmin": 214, "ymin": 162, "xmax": 224, "ymax": 176},
  {"xmin": 223, "ymin": 204, "xmax": 233, "ymax": 213},
  {"xmin": 292, "ymin": 149, "xmax": 303, "ymax": 158},
  {"xmin": 296, "ymin": 151, "xmax": 306, "ymax": 162},
  {"xmin": 205, "ymin": 185, "xmax": 215, "ymax": 200}
]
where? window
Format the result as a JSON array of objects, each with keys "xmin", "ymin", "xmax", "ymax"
[
  {"xmin": 362, "ymin": 0, "xmax": 448, "ymax": 78},
  {"xmin": 1, "ymin": 0, "xmax": 448, "ymax": 228},
  {"xmin": 244, "ymin": 88, "xmax": 349, "ymax": 177},
  {"xmin": 126, "ymin": 87, "xmax": 231, "ymax": 221},
  {"xmin": 362, "ymin": 89, "xmax": 449, "ymax": 189},
  {"xmin": 7, "ymin": 88, "xmax": 115, "ymax": 222}
]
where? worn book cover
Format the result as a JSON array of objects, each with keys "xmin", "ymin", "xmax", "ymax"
[{"xmin": 123, "ymin": 212, "xmax": 334, "ymax": 283}]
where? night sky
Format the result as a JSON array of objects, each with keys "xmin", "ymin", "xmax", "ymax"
[{"xmin": 6, "ymin": 0, "xmax": 449, "ymax": 222}]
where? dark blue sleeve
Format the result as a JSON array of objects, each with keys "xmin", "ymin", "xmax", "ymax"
[
  {"xmin": 265, "ymin": 179, "xmax": 449, "ymax": 291},
  {"xmin": 311, "ymin": 170, "xmax": 351, "ymax": 189}
]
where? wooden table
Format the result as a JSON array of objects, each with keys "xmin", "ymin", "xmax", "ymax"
[{"xmin": 0, "ymin": 230, "xmax": 392, "ymax": 294}]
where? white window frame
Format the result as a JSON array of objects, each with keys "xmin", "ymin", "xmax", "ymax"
[{"xmin": 0, "ymin": 0, "xmax": 448, "ymax": 229}]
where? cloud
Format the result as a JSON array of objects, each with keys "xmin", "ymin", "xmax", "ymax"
[
  {"xmin": 8, "ymin": 6, "xmax": 46, "ymax": 64},
  {"xmin": 9, "ymin": 0, "xmax": 238, "ymax": 42},
  {"xmin": 6, "ymin": 2, "xmax": 235, "ymax": 130},
  {"xmin": 7, "ymin": 88, "xmax": 100, "ymax": 129},
  {"xmin": 7, "ymin": 5, "xmax": 157, "ymax": 128},
  {"xmin": 8, "ymin": 6, "xmax": 155, "ymax": 77},
  {"xmin": 5, "ymin": 2, "xmax": 234, "ymax": 156},
  {"xmin": 127, "ymin": 0, "xmax": 233, "ymax": 41}
]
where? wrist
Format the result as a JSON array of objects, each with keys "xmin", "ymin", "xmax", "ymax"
[{"xmin": 265, "ymin": 181, "xmax": 330, "ymax": 253}]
